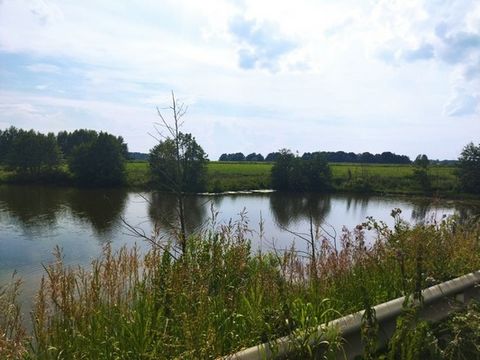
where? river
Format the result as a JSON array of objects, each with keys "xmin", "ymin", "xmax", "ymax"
[{"xmin": 1, "ymin": 185, "xmax": 479, "ymax": 308}]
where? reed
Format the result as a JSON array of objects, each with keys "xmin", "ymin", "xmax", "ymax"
[{"xmin": 0, "ymin": 275, "xmax": 26, "ymax": 359}]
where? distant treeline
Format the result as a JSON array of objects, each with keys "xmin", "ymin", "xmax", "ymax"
[
  {"xmin": 128, "ymin": 152, "xmax": 149, "ymax": 161},
  {"xmin": 219, "ymin": 151, "xmax": 412, "ymax": 164}
]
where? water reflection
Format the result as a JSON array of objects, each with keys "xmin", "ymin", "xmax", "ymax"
[
  {"xmin": 147, "ymin": 192, "xmax": 207, "ymax": 235},
  {"xmin": 67, "ymin": 189, "xmax": 127, "ymax": 236},
  {"xmin": 345, "ymin": 195, "xmax": 370, "ymax": 214},
  {"xmin": 0, "ymin": 185, "xmax": 66, "ymax": 233},
  {"xmin": 450, "ymin": 204, "xmax": 480, "ymax": 225},
  {"xmin": 269, "ymin": 193, "xmax": 331, "ymax": 228},
  {"xmin": 411, "ymin": 200, "xmax": 433, "ymax": 223},
  {"xmin": 0, "ymin": 185, "xmax": 127, "ymax": 238}
]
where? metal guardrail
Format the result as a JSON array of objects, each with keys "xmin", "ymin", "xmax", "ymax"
[{"xmin": 222, "ymin": 270, "xmax": 480, "ymax": 360}]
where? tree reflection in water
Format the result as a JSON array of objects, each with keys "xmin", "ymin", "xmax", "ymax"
[
  {"xmin": 67, "ymin": 188, "xmax": 127, "ymax": 236},
  {"xmin": 269, "ymin": 192, "xmax": 331, "ymax": 228},
  {"xmin": 0, "ymin": 185, "xmax": 67, "ymax": 234},
  {"xmin": 147, "ymin": 192, "xmax": 207, "ymax": 239}
]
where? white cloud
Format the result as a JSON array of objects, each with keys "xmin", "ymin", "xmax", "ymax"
[
  {"xmin": 26, "ymin": 63, "xmax": 61, "ymax": 74},
  {"xmin": 0, "ymin": 0, "xmax": 478, "ymax": 159}
]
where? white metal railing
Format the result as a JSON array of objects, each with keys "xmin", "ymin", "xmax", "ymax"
[{"xmin": 222, "ymin": 270, "xmax": 480, "ymax": 360}]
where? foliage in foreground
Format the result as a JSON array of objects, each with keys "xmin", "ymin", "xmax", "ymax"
[
  {"xmin": 1, "ymin": 212, "xmax": 480, "ymax": 359},
  {"xmin": 0, "ymin": 276, "xmax": 26, "ymax": 360}
]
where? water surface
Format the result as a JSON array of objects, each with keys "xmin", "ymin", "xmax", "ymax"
[{"xmin": 1, "ymin": 185, "xmax": 478, "ymax": 308}]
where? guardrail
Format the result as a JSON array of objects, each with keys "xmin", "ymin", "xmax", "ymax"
[{"xmin": 222, "ymin": 270, "xmax": 480, "ymax": 360}]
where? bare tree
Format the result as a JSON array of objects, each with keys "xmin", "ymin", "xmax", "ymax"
[
  {"xmin": 147, "ymin": 91, "xmax": 187, "ymax": 253},
  {"xmin": 147, "ymin": 91, "xmax": 208, "ymax": 254}
]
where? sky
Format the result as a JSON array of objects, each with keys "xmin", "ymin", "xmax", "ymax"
[{"xmin": 0, "ymin": 0, "xmax": 479, "ymax": 160}]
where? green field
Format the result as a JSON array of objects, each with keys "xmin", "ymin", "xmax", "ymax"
[
  {"xmin": 208, "ymin": 161, "xmax": 461, "ymax": 195},
  {"xmin": 124, "ymin": 161, "xmax": 272, "ymax": 191},
  {"xmin": 329, "ymin": 163, "xmax": 459, "ymax": 194},
  {"xmin": 125, "ymin": 161, "xmax": 459, "ymax": 195},
  {"xmin": 0, "ymin": 161, "xmax": 460, "ymax": 196},
  {"xmin": 206, "ymin": 161, "xmax": 272, "ymax": 192}
]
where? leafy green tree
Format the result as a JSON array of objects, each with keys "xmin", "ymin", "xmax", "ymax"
[
  {"xmin": 412, "ymin": 154, "xmax": 431, "ymax": 193},
  {"xmin": 69, "ymin": 132, "xmax": 126, "ymax": 186},
  {"xmin": 6, "ymin": 129, "xmax": 61, "ymax": 176},
  {"xmin": 57, "ymin": 129, "xmax": 98, "ymax": 158},
  {"xmin": 414, "ymin": 154, "xmax": 429, "ymax": 169},
  {"xmin": 458, "ymin": 142, "xmax": 480, "ymax": 193},
  {"xmin": 246, "ymin": 152, "xmax": 264, "ymax": 161},
  {"xmin": 302, "ymin": 153, "xmax": 332, "ymax": 191},
  {"xmin": 265, "ymin": 152, "xmax": 281, "ymax": 162},
  {"xmin": 0, "ymin": 127, "xmax": 19, "ymax": 164},
  {"xmin": 271, "ymin": 149, "xmax": 296, "ymax": 190},
  {"xmin": 271, "ymin": 149, "xmax": 331, "ymax": 192},
  {"xmin": 57, "ymin": 129, "xmax": 128, "ymax": 159},
  {"xmin": 149, "ymin": 132, "xmax": 207, "ymax": 193}
]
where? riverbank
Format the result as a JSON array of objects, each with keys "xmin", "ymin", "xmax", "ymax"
[
  {"xmin": 0, "ymin": 161, "xmax": 471, "ymax": 199},
  {"xmin": 127, "ymin": 161, "xmax": 475, "ymax": 200}
]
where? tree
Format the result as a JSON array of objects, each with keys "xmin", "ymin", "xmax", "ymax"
[
  {"xmin": 148, "ymin": 92, "xmax": 208, "ymax": 252},
  {"xmin": 246, "ymin": 152, "xmax": 264, "ymax": 161},
  {"xmin": 69, "ymin": 132, "xmax": 126, "ymax": 186},
  {"xmin": 414, "ymin": 154, "xmax": 429, "ymax": 168},
  {"xmin": 458, "ymin": 142, "xmax": 480, "ymax": 194},
  {"xmin": 271, "ymin": 149, "xmax": 296, "ymax": 190},
  {"xmin": 149, "ymin": 132, "xmax": 207, "ymax": 192},
  {"xmin": 6, "ymin": 129, "xmax": 61, "ymax": 176},
  {"xmin": 0, "ymin": 127, "xmax": 19, "ymax": 165},
  {"xmin": 302, "ymin": 153, "xmax": 332, "ymax": 191},
  {"xmin": 412, "ymin": 154, "xmax": 431, "ymax": 194},
  {"xmin": 271, "ymin": 149, "xmax": 331, "ymax": 192},
  {"xmin": 57, "ymin": 129, "xmax": 128, "ymax": 159},
  {"xmin": 265, "ymin": 152, "xmax": 281, "ymax": 162},
  {"xmin": 57, "ymin": 129, "xmax": 98, "ymax": 158}
]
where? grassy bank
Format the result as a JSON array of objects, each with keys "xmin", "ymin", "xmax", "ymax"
[
  {"xmin": 0, "ymin": 161, "xmax": 461, "ymax": 197},
  {"xmin": 1, "ymin": 212, "xmax": 480, "ymax": 358}
]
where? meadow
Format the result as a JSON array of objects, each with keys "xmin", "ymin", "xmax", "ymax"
[{"xmin": 124, "ymin": 161, "xmax": 459, "ymax": 196}]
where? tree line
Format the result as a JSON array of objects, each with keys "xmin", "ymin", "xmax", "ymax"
[
  {"xmin": 0, "ymin": 127, "xmax": 128, "ymax": 186},
  {"xmin": 219, "ymin": 150, "xmax": 411, "ymax": 164},
  {"xmin": 1, "ymin": 125, "xmax": 479, "ymax": 195}
]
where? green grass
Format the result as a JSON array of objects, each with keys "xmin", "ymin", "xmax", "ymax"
[
  {"xmin": 329, "ymin": 163, "xmax": 459, "ymax": 195},
  {"xmin": 125, "ymin": 161, "xmax": 151, "ymax": 187},
  {"xmin": 0, "ymin": 167, "xmax": 14, "ymax": 182},
  {"xmin": 206, "ymin": 161, "xmax": 272, "ymax": 192},
  {"xmin": 124, "ymin": 161, "xmax": 273, "ymax": 191}
]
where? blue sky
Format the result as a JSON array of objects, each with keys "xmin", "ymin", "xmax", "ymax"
[{"xmin": 0, "ymin": 0, "xmax": 479, "ymax": 159}]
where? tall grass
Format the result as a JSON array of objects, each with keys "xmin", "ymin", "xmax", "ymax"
[
  {"xmin": 2, "ymin": 211, "xmax": 480, "ymax": 358},
  {"xmin": 0, "ymin": 275, "xmax": 26, "ymax": 359}
]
